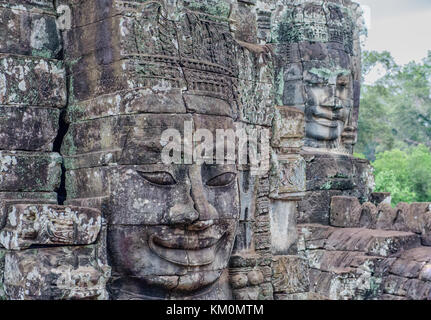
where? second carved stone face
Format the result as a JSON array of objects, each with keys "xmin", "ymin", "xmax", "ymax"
[
  {"xmin": 107, "ymin": 163, "xmax": 239, "ymax": 297},
  {"xmin": 305, "ymin": 70, "xmax": 353, "ymax": 150}
]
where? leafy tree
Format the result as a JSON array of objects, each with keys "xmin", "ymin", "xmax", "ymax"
[
  {"xmin": 372, "ymin": 145, "xmax": 431, "ymax": 205},
  {"xmin": 357, "ymin": 51, "xmax": 431, "ymax": 160}
]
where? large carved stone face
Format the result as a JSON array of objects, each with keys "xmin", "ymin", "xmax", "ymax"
[
  {"xmin": 106, "ymin": 122, "xmax": 240, "ymax": 297},
  {"xmin": 304, "ymin": 69, "xmax": 353, "ymax": 149}
]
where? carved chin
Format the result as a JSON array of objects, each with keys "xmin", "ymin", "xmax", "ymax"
[{"xmin": 144, "ymin": 270, "xmax": 224, "ymax": 293}]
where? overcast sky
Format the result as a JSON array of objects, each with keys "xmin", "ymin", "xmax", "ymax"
[{"xmin": 356, "ymin": 0, "xmax": 431, "ymax": 65}]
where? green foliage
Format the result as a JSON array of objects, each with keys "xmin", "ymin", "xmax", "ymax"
[
  {"xmin": 353, "ymin": 152, "xmax": 366, "ymax": 159},
  {"xmin": 372, "ymin": 145, "xmax": 431, "ymax": 205},
  {"xmin": 357, "ymin": 50, "xmax": 431, "ymax": 160},
  {"xmin": 361, "ymin": 51, "xmax": 399, "ymax": 76},
  {"xmin": 357, "ymin": 50, "xmax": 431, "ymax": 205}
]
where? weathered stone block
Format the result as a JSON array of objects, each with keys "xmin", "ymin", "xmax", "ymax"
[
  {"xmin": 298, "ymin": 42, "xmax": 329, "ymax": 62},
  {"xmin": 62, "ymin": 114, "xmax": 193, "ymax": 167},
  {"xmin": 270, "ymin": 201, "xmax": 298, "ymax": 255},
  {"xmin": 0, "ymin": 195, "xmax": 58, "ymax": 230},
  {"xmin": 0, "ymin": 7, "xmax": 61, "ymax": 59},
  {"xmin": 383, "ymin": 275, "xmax": 431, "ymax": 300},
  {"xmin": 0, "ymin": 106, "xmax": 60, "ymax": 151},
  {"xmin": 281, "ymin": 63, "xmax": 303, "ymax": 81},
  {"xmin": 297, "ymin": 224, "xmax": 335, "ymax": 251},
  {"xmin": 359, "ymin": 202, "xmax": 379, "ymax": 229},
  {"xmin": 238, "ymin": 170, "xmax": 257, "ymax": 222},
  {"xmin": 325, "ymin": 228, "xmax": 421, "ymax": 257},
  {"xmin": 0, "ymin": 54, "xmax": 66, "ymax": 107},
  {"xmin": 0, "ymin": 249, "xmax": 5, "ymax": 300},
  {"xmin": 275, "ymin": 292, "xmax": 327, "ymax": 300},
  {"xmin": 270, "ymin": 155, "xmax": 306, "ymax": 198},
  {"xmin": 238, "ymin": 78, "xmax": 274, "ymax": 126},
  {"xmin": 407, "ymin": 203, "xmax": 431, "ymax": 234},
  {"xmin": 399, "ymin": 247, "xmax": 431, "ymax": 264},
  {"xmin": 0, "ymin": 192, "xmax": 57, "ymax": 207},
  {"xmin": 232, "ymin": 286, "xmax": 260, "ymax": 300},
  {"xmin": 0, "ymin": 0, "xmax": 54, "ymax": 11},
  {"xmin": 55, "ymin": 0, "xmax": 119, "ymax": 28},
  {"xmin": 272, "ymin": 256, "xmax": 309, "ymax": 294},
  {"xmin": 330, "ymin": 196, "xmax": 361, "ymax": 228},
  {"xmin": 0, "ymin": 152, "xmax": 62, "ymax": 192},
  {"xmin": 419, "ymin": 264, "xmax": 431, "ymax": 282},
  {"xmin": 65, "ymin": 167, "xmax": 109, "ymax": 200},
  {"xmin": 230, "ymin": 272, "xmax": 248, "ymax": 289},
  {"xmin": 0, "ymin": 204, "xmax": 102, "ymax": 250},
  {"xmin": 271, "ymin": 106, "xmax": 305, "ymax": 150},
  {"xmin": 233, "ymin": 222, "xmax": 254, "ymax": 253},
  {"xmin": 183, "ymin": 93, "xmax": 237, "ymax": 119},
  {"xmin": 303, "ymin": 152, "xmax": 355, "ymax": 192},
  {"xmin": 376, "ymin": 203, "xmax": 397, "ymax": 230},
  {"xmin": 282, "ymin": 80, "xmax": 305, "ymax": 105},
  {"xmin": 298, "ymin": 190, "xmax": 342, "ymax": 224},
  {"xmin": 254, "ymin": 232, "xmax": 271, "ymax": 251},
  {"xmin": 66, "ymin": 88, "xmax": 187, "ymax": 123},
  {"xmin": 421, "ymin": 211, "xmax": 431, "ymax": 246},
  {"xmin": 351, "ymin": 157, "xmax": 375, "ymax": 201},
  {"xmin": 3, "ymin": 246, "xmax": 110, "ymax": 300},
  {"xmin": 389, "ymin": 259, "xmax": 425, "ymax": 279}
]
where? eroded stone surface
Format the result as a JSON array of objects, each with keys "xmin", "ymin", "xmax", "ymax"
[
  {"xmin": 0, "ymin": 106, "xmax": 60, "ymax": 151},
  {"xmin": 3, "ymin": 246, "xmax": 110, "ymax": 300},
  {"xmin": 0, "ymin": 7, "xmax": 61, "ymax": 59},
  {"xmin": 0, "ymin": 152, "xmax": 62, "ymax": 192},
  {"xmin": 298, "ymin": 223, "xmax": 431, "ymax": 300},
  {"xmin": 0, "ymin": 54, "xmax": 66, "ymax": 107},
  {"xmin": 0, "ymin": 204, "xmax": 101, "ymax": 250}
]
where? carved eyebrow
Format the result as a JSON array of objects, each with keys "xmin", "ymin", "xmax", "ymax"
[{"xmin": 137, "ymin": 171, "xmax": 177, "ymax": 186}]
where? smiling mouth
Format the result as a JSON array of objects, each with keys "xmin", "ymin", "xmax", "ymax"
[
  {"xmin": 312, "ymin": 116, "xmax": 339, "ymax": 128},
  {"xmin": 148, "ymin": 231, "xmax": 226, "ymax": 267}
]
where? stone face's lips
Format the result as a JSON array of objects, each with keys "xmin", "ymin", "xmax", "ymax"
[
  {"xmin": 152, "ymin": 234, "xmax": 223, "ymax": 250},
  {"xmin": 312, "ymin": 116, "xmax": 339, "ymax": 128},
  {"xmin": 151, "ymin": 224, "xmax": 227, "ymax": 250},
  {"xmin": 148, "ymin": 227, "xmax": 227, "ymax": 267}
]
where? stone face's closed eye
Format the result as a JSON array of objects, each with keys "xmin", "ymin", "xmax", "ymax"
[
  {"xmin": 206, "ymin": 172, "xmax": 236, "ymax": 187},
  {"xmin": 137, "ymin": 171, "xmax": 177, "ymax": 186}
]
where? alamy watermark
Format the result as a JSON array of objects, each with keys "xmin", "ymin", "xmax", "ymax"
[
  {"xmin": 56, "ymin": 5, "xmax": 72, "ymax": 31},
  {"xmin": 160, "ymin": 122, "xmax": 270, "ymax": 176}
]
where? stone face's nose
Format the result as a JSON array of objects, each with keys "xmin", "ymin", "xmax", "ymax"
[
  {"xmin": 166, "ymin": 165, "xmax": 219, "ymax": 226},
  {"xmin": 167, "ymin": 203, "xmax": 199, "ymax": 225},
  {"xmin": 188, "ymin": 165, "xmax": 219, "ymax": 222}
]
